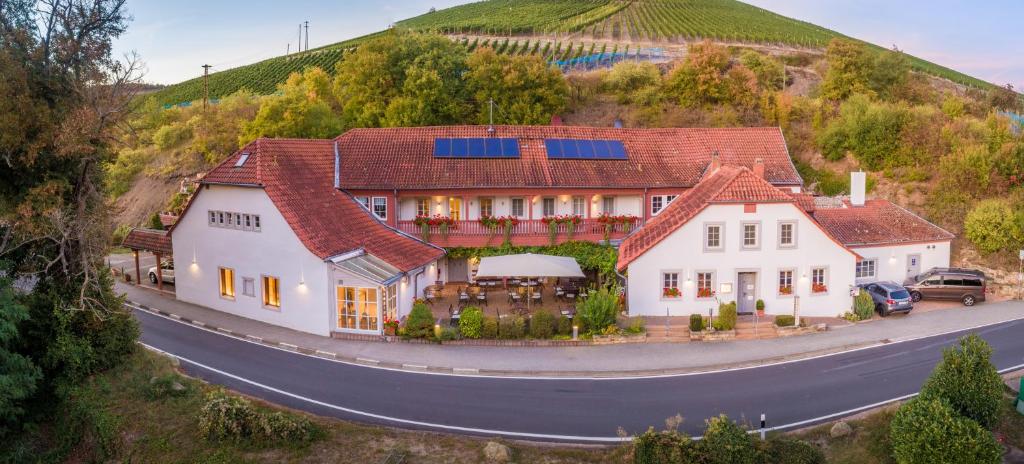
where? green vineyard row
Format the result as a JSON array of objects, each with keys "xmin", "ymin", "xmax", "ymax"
[{"xmin": 147, "ymin": 0, "xmax": 994, "ymax": 106}]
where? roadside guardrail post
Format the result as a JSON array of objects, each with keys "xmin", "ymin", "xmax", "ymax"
[{"xmin": 760, "ymin": 413, "xmax": 766, "ymax": 440}]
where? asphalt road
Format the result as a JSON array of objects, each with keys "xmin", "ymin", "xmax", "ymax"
[{"xmin": 136, "ymin": 309, "xmax": 1024, "ymax": 442}]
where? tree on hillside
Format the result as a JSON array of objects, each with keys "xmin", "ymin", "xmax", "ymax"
[
  {"xmin": 0, "ymin": 0, "xmax": 140, "ymax": 452},
  {"xmin": 188, "ymin": 90, "xmax": 260, "ymax": 162},
  {"xmin": 666, "ymin": 40, "xmax": 758, "ymax": 108},
  {"xmin": 964, "ymin": 198, "xmax": 1024, "ymax": 255},
  {"xmin": 465, "ymin": 47, "xmax": 569, "ymax": 125},
  {"xmin": 820, "ymin": 39, "xmax": 875, "ymax": 101},
  {"xmin": 987, "ymin": 84, "xmax": 1023, "ymax": 112},
  {"xmin": 243, "ymin": 67, "xmax": 342, "ymax": 140},
  {"xmin": 869, "ymin": 47, "xmax": 910, "ymax": 100},
  {"xmin": 333, "ymin": 31, "xmax": 469, "ymax": 128},
  {"xmin": 603, "ymin": 60, "xmax": 662, "ymax": 105},
  {"xmin": 740, "ymin": 50, "xmax": 785, "ymax": 91}
]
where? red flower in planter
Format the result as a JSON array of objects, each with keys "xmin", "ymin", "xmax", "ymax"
[
  {"xmin": 779, "ymin": 286, "xmax": 793, "ymax": 295},
  {"xmin": 697, "ymin": 287, "xmax": 715, "ymax": 298},
  {"xmin": 663, "ymin": 287, "xmax": 681, "ymax": 298},
  {"xmin": 812, "ymin": 283, "xmax": 828, "ymax": 293}
]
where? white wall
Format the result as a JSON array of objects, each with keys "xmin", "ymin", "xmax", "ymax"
[
  {"xmin": 626, "ymin": 203, "xmax": 858, "ymax": 318},
  {"xmin": 171, "ymin": 185, "xmax": 333, "ymax": 336},
  {"xmin": 852, "ymin": 241, "xmax": 951, "ymax": 284}
]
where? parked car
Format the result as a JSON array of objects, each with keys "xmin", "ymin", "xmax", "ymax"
[
  {"xmin": 858, "ymin": 281, "xmax": 913, "ymax": 316},
  {"xmin": 148, "ymin": 260, "xmax": 175, "ymax": 285},
  {"xmin": 903, "ymin": 267, "xmax": 986, "ymax": 306}
]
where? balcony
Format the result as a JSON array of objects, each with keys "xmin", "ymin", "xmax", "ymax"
[{"xmin": 396, "ymin": 218, "xmax": 639, "ymax": 247}]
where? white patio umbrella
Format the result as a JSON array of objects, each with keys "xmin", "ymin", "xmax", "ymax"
[{"xmin": 475, "ymin": 253, "xmax": 585, "ymax": 311}]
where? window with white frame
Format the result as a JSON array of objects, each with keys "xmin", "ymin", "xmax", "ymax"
[
  {"xmin": 510, "ymin": 198, "xmax": 525, "ymax": 217},
  {"xmin": 242, "ymin": 277, "xmax": 256, "ymax": 297},
  {"xmin": 651, "ymin": 195, "xmax": 678, "ymax": 215},
  {"xmin": 778, "ymin": 221, "xmax": 796, "ymax": 248},
  {"xmin": 572, "ymin": 196, "xmax": 586, "ymax": 216},
  {"xmin": 542, "ymin": 197, "xmax": 556, "ymax": 217},
  {"xmin": 856, "ymin": 259, "xmax": 877, "ymax": 279},
  {"xmin": 415, "ymin": 198, "xmax": 430, "ymax": 217},
  {"xmin": 209, "ymin": 211, "xmax": 260, "ymax": 233},
  {"xmin": 778, "ymin": 269, "xmax": 794, "ymax": 295},
  {"xmin": 355, "ymin": 196, "xmax": 370, "ymax": 210},
  {"xmin": 704, "ymin": 224, "xmax": 723, "ymax": 251},
  {"xmin": 742, "ymin": 222, "xmax": 759, "ymax": 249},
  {"xmin": 479, "ymin": 197, "xmax": 494, "ymax": 217},
  {"xmin": 371, "ymin": 197, "xmax": 387, "ymax": 220},
  {"xmin": 696, "ymin": 272, "xmax": 714, "ymax": 298},
  {"xmin": 811, "ymin": 267, "xmax": 828, "ymax": 293},
  {"xmin": 602, "ymin": 196, "xmax": 616, "ymax": 215},
  {"xmin": 662, "ymin": 272, "xmax": 680, "ymax": 298}
]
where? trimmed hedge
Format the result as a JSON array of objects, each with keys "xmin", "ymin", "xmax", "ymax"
[
  {"xmin": 482, "ymin": 316, "xmax": 498, "ymax": 339},
  {"xmin": 689, "ymin": 313, "xmax": 704, "ymax": 332},
  {"xmin": 853, "ymin": 290, "xmax": 874, "ymax": 321},
  {"xmin": 713, "ymin": 301, "xmax": 737, "ymax": 331},
  {"xmin": 405, "ymin": 301, "xmax": 435, "ymax": 339},
  {"xmin": 774, "ymin": 315, "xmax": 795, "ymax": 327},
  {"xmin": 889, "ymin": 395, "xmax": 1001, "ymax": 464},
  {"xmin": 498, "ymin": 315, "xmax": 525, "ymax": 339},
  {"xmin": 458, "ymin": 306, "xmax": 484, "ymax": 339},
  {"xmin": 529, "ymin": 310, "xmax": 556, "ymax": 339}
]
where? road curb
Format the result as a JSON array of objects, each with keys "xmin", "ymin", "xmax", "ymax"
[{"xmin": 125, "ymin": 300, "xmax": 1024, "ymax": 379}]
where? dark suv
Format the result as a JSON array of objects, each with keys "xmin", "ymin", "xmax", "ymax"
[
  {"xmin": 859, "ymin": 281, "xmax": 914, "ymax": 316},
  {"xmin": 903, "ymin": 268, "xmax": 986, "ymax": 306}
]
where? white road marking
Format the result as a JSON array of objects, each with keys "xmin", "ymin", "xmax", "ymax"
[
  {"xmin": 127, "ymin": 302, "xmax": 1024, "ymax": 381},
  {"xmin": 138, "ymin": 343, "xmax": 1024, "ymax": 443}
]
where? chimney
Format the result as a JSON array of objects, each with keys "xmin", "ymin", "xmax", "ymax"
[
  {"xmin": 333, "ymin": 141, "xmax": 340, "ymax": 190},
  {"xmin": 850, "ymin": 171, "xmax": 866, "ymax": 207},
  {"xmin": 709, "ymin": 151, "xmax": 721, "ymax": 172},
  {"xmin": 753, "ymin": 158, "xmax": 765, "ymax": 178}
]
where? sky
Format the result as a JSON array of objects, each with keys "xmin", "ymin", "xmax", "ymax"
[{"xmin": 113, "ymin": 0, "xmax": 1024, "ymax": 90}]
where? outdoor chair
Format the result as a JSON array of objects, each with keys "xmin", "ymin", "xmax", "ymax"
[{"xmin": 476, "ymin": 291, "xmax": 487, "ymax": 306}]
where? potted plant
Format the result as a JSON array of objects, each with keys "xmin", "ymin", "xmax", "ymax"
[
  {"xmin": 779, "ymin": 285, "xmax": 793, "ymax": 295},
  {"xmin": 414, "ymin": 215, "xmax": 432, "ymax": 242},
  {"xmin": 812, "ymin": 283, "xmax": 828, "ymax": 293},
  {"xmin": 383, "ymin": 317, "xmax": 399, "ymax": 336},
  {"xmin": 564, "ymin": 214, "xmax": 581, "ymax": 241},
  {"xmin": 756, "ymin": 299, "xmax": 765, "ymax": 316},
  {"xmin": 663, "ymin": 287, "xmax": 681, "ymax": 298},
  {"xmin": 542, "ymin": 216, "xmax": 559, "ymax": 245}
]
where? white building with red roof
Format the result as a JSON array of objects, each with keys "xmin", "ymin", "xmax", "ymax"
[{"xmin": 169, "ymin": 125, "xmax": 952, "ymax": 335}]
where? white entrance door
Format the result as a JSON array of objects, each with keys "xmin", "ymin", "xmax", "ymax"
[{"xmin": 906, "ymin": 254, "xmax": 921, "ymax": 279}]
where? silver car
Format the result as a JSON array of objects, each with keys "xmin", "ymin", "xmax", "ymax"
[{"xmin": 858, "ymin": 281, "xmax": 913, "ymax": 316}]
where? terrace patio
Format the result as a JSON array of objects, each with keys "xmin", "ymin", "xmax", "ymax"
[{"xmin": 422, "ymin": 279, "xmax": 593, "ymax": 325}]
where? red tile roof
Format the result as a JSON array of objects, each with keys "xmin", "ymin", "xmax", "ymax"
[
  {"xmin": 123, "ymin": 228, "xmax": 173, "ymax": 255},
  {"xmin": 617, "ymin": 166, "xmax": 859, "ymax": 271},
  {"xmin": 813, "ymin": 200, "xmax": 955, "ymax": 247},
  {"xmin": 196, "ymin": 138, "xmax": 443, "ymax": 272},
  {"xmin": 334, "ymin": 125, "xmax": 802, "ymax": 189},
  {"xmin": 618, "ymin": 166, "xmax": 789, "ymax": 270}
]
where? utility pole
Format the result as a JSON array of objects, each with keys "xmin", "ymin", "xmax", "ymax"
[
  {"xmin": 287, "ymin": 43, "xmax": 290, "ymax": 55},
  {"xmin": 201, "ymin": 64, "xmax": 212, "ymax": 110},
  {"xmin": 298, "ymin": 24, "xmax": 303, "ymax": 52},
  {"xmin": 304, "ymin": 20, "xmax": 309, "ymax": 52}
]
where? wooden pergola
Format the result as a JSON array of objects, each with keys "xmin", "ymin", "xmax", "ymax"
[{"xmin": 122, "ymin": 228, "xmax": 173, "ymax": 291}]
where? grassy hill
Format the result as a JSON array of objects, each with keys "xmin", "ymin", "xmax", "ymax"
[{"xmin": 146, "ymin": 0, "xmax": 995, "ymax": 106}]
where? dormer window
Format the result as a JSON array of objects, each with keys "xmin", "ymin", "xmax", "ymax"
[{"xmin": 234, "ymin": 152, "xmax": 250, "ymax": 167}]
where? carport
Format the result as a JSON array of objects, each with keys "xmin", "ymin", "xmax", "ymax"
[{"xmin": 122, "ymin": 228, "xmax": 173, "ymax": 291}]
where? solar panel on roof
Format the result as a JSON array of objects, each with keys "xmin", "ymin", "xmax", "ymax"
[
  {"xmin": 433, "ymin": 138, "xmax": 451, "ymax": 156},
  {"xmin": 467, "ymin": 138, "xmax": 486, "ymax": 156},
  {"xmin": 544, "ymin": 139, "xmax": 628, "ymax": 160},
  {"xmin": 433, "ymin": 137, "xmax": 520, "ymax": 158},
  {"xmin": 451, "ymin": 138, "xmax": 468, "ymax": 157}
]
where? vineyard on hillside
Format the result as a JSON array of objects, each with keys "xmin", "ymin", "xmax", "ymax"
[
  {"xmin": 146, "ymin": 0, "xmax": 996, "ymax": 106},
  {"xmin": 144, "ymin": 33, "xmax": 381, "ymax": 106}
]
